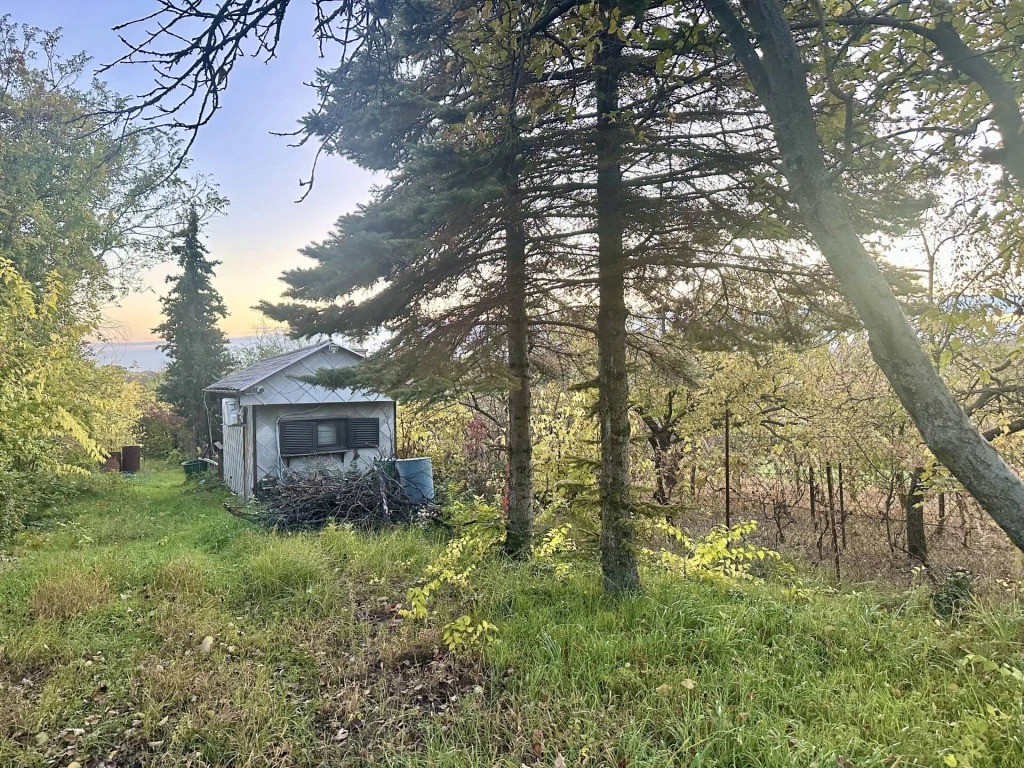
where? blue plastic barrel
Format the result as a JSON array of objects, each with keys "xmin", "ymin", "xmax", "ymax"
[{"xmin": 395, "ymin": 457, "xmax": 435, "ymax": 506}]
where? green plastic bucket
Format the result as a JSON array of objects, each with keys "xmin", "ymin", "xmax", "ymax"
[{"xmin": 182, "ymin": 459, "xmax": 208, "ymax": 477}]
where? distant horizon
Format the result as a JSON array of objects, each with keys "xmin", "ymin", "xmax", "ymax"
[
  {"xmin": 89, "ymin": 336, "xmax": 268, "ymax": 372},
  {"xmin": 90, "ymin": 333, "xmax": 374, "ymax": 372}
]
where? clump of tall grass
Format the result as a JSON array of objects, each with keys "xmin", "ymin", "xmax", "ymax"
[
  {"xmin": 242, "ymin": 536, "xmax": 331, "ymax": 602},
  {"xmin": 30, "ymin": 568, "xmax": 110, "ymax": 619}
]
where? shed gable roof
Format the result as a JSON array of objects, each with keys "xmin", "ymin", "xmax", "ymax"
[{"xmin": 204, "ymin": 342, "xmax": 363, "ymax": 393}]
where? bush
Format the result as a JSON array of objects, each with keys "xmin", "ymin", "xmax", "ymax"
[
  {"xmin": 0, "ymin": 469, "xmax": 84, "ymax": 541},
  {"xmin": 139, "ymin": 401, "xmax": 185, "ymax": 460},
  {"xmin": 933, "ymin": 567, "xmax": 976, "ymax": 619}
]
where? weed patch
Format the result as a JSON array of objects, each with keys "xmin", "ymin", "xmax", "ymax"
[
  {"xmin": 242, "ymin": 535, "xmax": 331, "ymax": 603},
  {"xmin": 30, "ymin": 569, "xmax": 111, "ymax": 619}
]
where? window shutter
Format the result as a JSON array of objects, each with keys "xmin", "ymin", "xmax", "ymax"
[
  {"xmin": 347, "ymin": 417, "xmax": 379, "ymax": 448},
  {"xmin": 280, "ymin": 421, "xmax": 316, "ymax": 456}
]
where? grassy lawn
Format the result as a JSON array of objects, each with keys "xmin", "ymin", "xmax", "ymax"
[{"xmin": 1, "ymin": 469, "xmax": 1023, "ymax": 767}]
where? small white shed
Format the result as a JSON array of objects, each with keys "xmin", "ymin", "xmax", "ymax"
[{"xmin": 204, "ymin": 342, "xmax": 396, "ymax": 500}]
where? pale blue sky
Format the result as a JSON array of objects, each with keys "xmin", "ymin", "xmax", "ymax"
[{"xmin": 7, "ymin": 0, "xmax": 378, "ymax": 341}]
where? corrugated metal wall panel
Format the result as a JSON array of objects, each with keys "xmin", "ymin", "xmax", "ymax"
[{"xmin": 221, "ymin": 397, "xmax": 248, "ymax": 498}]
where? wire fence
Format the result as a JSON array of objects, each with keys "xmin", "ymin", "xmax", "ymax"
[{"xmin": 674, "ymin": 429, "xmax": 1023, "ymax": 587}]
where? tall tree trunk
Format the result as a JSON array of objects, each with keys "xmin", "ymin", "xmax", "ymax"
[
  {"xmin": 595, "ymin": 5, "xmax": 639, "ymax": 594},
  {"xmin": 501, "ymin": 2, "xmax": 533, "ymax": 559},
  {"xmin": 704, "ymin": 0, "xmax": 1024, "ymax": 552},
  {"xmin": 648, "ymin": 434, "xmax": 670, "ymax": 505},
  {"xmin": 904, "ymin": 467, "xmax": 928, "ymax": 563},
  {"xmin": 504, "ymin": 196, "xmax": 534, "ymax": 558},
  {"xmin": 640, "ymin": 415, "xmax": 678, "ymax": 506}
]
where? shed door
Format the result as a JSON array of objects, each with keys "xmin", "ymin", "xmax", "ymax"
[{"xmin": 222, "ymin": 420, "xmax": 248, "ymax": 499}]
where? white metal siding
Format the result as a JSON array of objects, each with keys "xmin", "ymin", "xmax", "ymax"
[
  {"xmin": 253, "ymin": 402, "xmax": 395, "ymax": 485},
  {"xmin": 215, "ymin": 349, "xmax": 396, "ymax": 498},
  {"xmin": 221, "ymin": 398, "xmax": 248, "ymax": 498},
  {"xmin": 238, "ymin": 348, "xmax": 389, "ymax": 407}
]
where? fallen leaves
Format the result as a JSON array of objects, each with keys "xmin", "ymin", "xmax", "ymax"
[{"xmin": 531, "ymin": 728, "xmax": 545, "ymax": 758}]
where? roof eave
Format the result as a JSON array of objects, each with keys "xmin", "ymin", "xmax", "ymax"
[{"xmin": 203, "ymin": 341, "xmax": 363, "ymax": 393}]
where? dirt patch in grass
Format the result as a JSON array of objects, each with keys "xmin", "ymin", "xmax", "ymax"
[
  {"xmin": 301, "ymin": 620, "xmax": 487, "ymax": 762},
  {"xmin": 30, "ymin": 569, "xmax": 111, "ymax": 619}
]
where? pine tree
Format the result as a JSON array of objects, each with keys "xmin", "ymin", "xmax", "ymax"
[
  {"xmin": 154, "ymin": 207, "xmax": 232, "ymax": 448},
  {"xmin": 262, "ymin": 0, "xmax": 543, "ymax": 558}
]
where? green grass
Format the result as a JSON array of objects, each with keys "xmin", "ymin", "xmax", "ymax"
[{"xmin": 1, "ymin": 469, "xmax": 1023, "ymax": 767}]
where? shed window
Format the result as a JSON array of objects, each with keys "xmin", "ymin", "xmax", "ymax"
[
  {"xmin": 279, "ymin": 418, "xmax": 346, "ymax": 457},
  {"xmin": 317, "ymin": 421, "xmax": 341, "ymax": 449},
  {"xmin": 279, "ymin": 417, "xmax": 379, "ymax": 457}
]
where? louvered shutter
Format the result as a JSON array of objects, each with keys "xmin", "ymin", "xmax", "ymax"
[
  {"xmin": 280, "ymin": 421, "xmax": 316, "ymax": 456},
  {"xmin": 347, "ymin": 417, "xmax": 379, "ymax": 448}
]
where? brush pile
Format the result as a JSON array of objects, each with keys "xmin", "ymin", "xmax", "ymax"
[{"xmin": 229, "ymin": 467, "xmax": 427, "ymax": 531}]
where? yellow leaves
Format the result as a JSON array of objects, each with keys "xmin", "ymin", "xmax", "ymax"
[
  {"xmin": 442, "ymin": 615, "xmax": 498, "ymax": 651},
  {"xmin": 401, "ymin": 498, "xmax": 502, "ymax": 623},
  {"xmin": 54, "ymin": 405, "xmax": 102, "ymax": 462},
  {"xmin": 642, "ymin": 519, "xmax": 779, "ymax": 582},
  {"xmin": 1, "ymin": 257, "xmax": 135, "ymax": 483}
]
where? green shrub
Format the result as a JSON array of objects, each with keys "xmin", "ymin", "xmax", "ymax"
[
  {"xmin": 138, "ymin": 401, "xmax": 185, "ymax": 460},
  {"xmin": 0, "ymin": 468, "xmax": 84, "ymax": 541},
  {"xmin": 933, "ymin": 567, "xmax": 977, "ymax": 619}
]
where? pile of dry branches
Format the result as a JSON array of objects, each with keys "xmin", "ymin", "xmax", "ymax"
[{"xmin": 230, "ymin": 468, "xmax": 427, "ymax": 531}]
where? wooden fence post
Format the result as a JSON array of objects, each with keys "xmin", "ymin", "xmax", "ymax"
[
  {"xmin": 826, "ymin": 463, "xmax": 841, "ymax": 580},
  {"xmin": 724, "ymin": 407, "xmax": 731, "ymax": 528},
  {"xmin": 809, "ymin": 465, "xmax": 817, "ymax": 532},
  {"xmin": 838, "ymin": 462, "xmax": 847, "ymax": 550}
]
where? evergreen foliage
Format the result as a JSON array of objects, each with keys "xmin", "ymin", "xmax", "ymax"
[{"xmin": 154, "ymin": 208, "xmax": 232, "ymax": 448}]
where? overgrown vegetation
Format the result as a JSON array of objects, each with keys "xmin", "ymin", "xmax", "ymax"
[
  {"xmin": 2, "ymin": 469, "xmax": 1024, "ymax": 767},
  {"xmin": 99, "ymin": 0, "xmax": 1024, "ymax": 594},
  {"xmin": 4, "ymin": 4, "xmax": 1024, "ymax": 762},
  {"xmin": 0, "ymin": 18, "xmax": 222, "ymax": 539}
]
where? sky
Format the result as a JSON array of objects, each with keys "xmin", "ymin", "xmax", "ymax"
[{"xmin": 7, "ymin": 0, "xmax": 380, "ymax": 343}]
